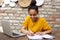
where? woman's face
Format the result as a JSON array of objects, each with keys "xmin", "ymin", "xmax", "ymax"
[{"xmin": 28, "ymin": 9, "xmax": 38, "ymax": 22}]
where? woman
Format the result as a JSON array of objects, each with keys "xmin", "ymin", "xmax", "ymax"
[{"xmin": 21, "ymin": 0, "xmax": 52, "ymax": 36}]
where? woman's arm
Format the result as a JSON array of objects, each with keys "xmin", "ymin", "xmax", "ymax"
[
  {"xmin": 43, "ymin": 30, "xmax": 52, "ymax": 34},
  {"xmin": 21, "ymin": 26, "xmax": 34, "ymax": 36},
  {"xmin": 35, "ymin": 30, "xmax": 52, "ymax": 35},
  {"xmin": 21, "ymin": 26, "xmax": 28, "ymax": 34}
]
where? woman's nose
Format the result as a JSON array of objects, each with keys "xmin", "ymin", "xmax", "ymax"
[{"xmin": 31, "ymin": 15, "xmax": 34, "ymax": 18}]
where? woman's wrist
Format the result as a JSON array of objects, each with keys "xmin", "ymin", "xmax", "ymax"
[
  {"xmin": 25, "ymin": 30, "xmax": 29, "ymax": 34},
  {"xmin": 43, "ymin": 30, "xmax": 52, "ymax": 34},
  {"xmin": 42, "ymin": 32, "xmax": 47, "ymax": 35}
]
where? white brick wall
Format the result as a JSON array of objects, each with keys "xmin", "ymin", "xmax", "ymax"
[{"xmin": 0, "ymin": 0, "xmax": 60, "ymax": 32}]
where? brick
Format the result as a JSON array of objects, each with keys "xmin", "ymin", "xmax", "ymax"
[
  {"xmin": 51, "ymin": 15, "xmax": 60, "ymax": 18},
  {"xmin": 44, "ymin": 8, "xmax": 56, "ymax": 12},
  {"xmin": 41, "ymin": 12, "xmax": 47, "ymax": 14},
  {"xmin": 53, "ymin": 6, "xmax": 60, "ymax": 9},
  {"xmin": 8, "ymin": 14, "xmax": 13, "ymax": 16},
  {"xmin": 0, "ymin": 17, "xmax": 3, "ymax": 19},
  {"xmin": 23, "ymin": 9, "xmax": 28, "ymax": 11},
  {"xmin": 44, "ymin": 15, "xmax": 48, "ymax": 17},
  {"xmin": 17, "ymin": 10, "xmax": 24, "ymax": 14},
  {"xmin": 45, "ymin": 0, "xmax": 51, "ymax": 2},
  {"xmin": 5, "ymin": 9, "xmax": 16, "ymax": 13},
  {"xmin": 11, "ymin": 8, "xmax": 23, "ymax": 10},
  {"xmin": 55, "ymin": 0, "xmax": 60, "ymax": 2},
  {"xmin": 19, "ymin": 21, "xmax": 23, "ymax": 23},
  {"xmin": 44, "ymin": 1, "xmax": 52, "ymax": 5},
  {"xmin": 54, "ymin": 25, "xmax": 60, "ymax": 27},
  {"xmin": 47, "ymin": 12, "xmax": 53, "ymax": 14},
  {"xmin": 0, "ymin": 8, "xmax": 11, "ymax": 10},
  {"xmin": 10, "ymin": 23, "xmax": 12, "ymax": 26},
  {"xmin": 9, "ymin": 20, "xmax": 19, "ymax": 22},
  {"xmin": 3, "ymin": 17, "xmax": 9, "ymax": 19},
  {"xmin": 56, "ymin": 18, "xmax": 60, "ymax": 21},
  {"xmin": 0, "ymin": 13, "xmax": 7, "ymax": 16},
  {"xmin": 20, "ymin": 14, "xmax": 26, "ymax": 17},
  {"xmin": 40, "ymin": 15, "xmax": 45, "ymax": 17},
  {"xmin": 39, "ymin": 8, "xmax": 44, "ymax": 10},
  {"xmin": 46, "ymin": 17, "xmax": 55, "ymax": 21},
  {"xmin": 0, "ymin": 23, "xmax": 1, "ymax": 26},
  {"xmin": 52, "ymin": 12, "xmax": 60, "ymax": 15},
  {"xmin": 10, "ymin": 17, "xmax": 15, "ymax": 19},
  {"xmin": 42, "ymin": 5, "xmax": 52, "ymax": 8},
  {"xmin": 53, "ymin": 2, "xmax": 60, "ymax": 6},
  {"xmin": 0, "ymin": 10, "xmax": 4, "ymax": 13},
  {"xmin": 13, "ymin": 23, "xmax": 19, "ymax": 26},
  {"xmin": 14, "ymin": 14, "xmax": 20, "ymax": 17},
  {"xmin": 24, "ymin": 11, "xmax": 28, "ymax": 14},
  {"xmin": 16, "ymin": 17, "xmax": 24, "ymax": 20},
  {"xmin": 50, "ymin": 22, "xmax": 60, "ymax": 24}
]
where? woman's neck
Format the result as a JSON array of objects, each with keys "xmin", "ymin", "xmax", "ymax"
[{"xmin": 33, "ymin": 17, "xmax": 39, "ymax": 22}]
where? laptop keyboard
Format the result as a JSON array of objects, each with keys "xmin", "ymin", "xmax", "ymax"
[
  {"xmin": 12, "ymin": 30, "xmax": 26, "ymax": 36},
  {"xmin": 12, "ymin": 32, "xmax": 19, "ymax": 36}
]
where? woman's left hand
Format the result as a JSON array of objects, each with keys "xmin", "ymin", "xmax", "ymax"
[{"xmin": 35, "ymin": 32, "xmax": 46, "ymax": 35}]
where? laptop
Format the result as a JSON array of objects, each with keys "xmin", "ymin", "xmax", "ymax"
[{"xmin": 1, "ymin": 20, "xmax": 26, "ymax": 37}]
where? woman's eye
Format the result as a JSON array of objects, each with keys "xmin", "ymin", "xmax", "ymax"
[
  {"xmin": 33, "ymin": 14, "xmax": 37, "ymax": 16},
  {"xmin": 29, "ymin": 14, "xmax": 32, "ymax": 16},
  {"xmin": 29, "ymin": 14, "xmax": 37, "ymax": 16}
]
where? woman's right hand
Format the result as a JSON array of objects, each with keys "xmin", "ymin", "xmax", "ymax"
[
  {"xmin": 21, "ymin": 27, "xmax": 34, "ymax": 36},
  {"xmin": 26, "ymin": 31, "xmax": 34, "ymax": 36}
]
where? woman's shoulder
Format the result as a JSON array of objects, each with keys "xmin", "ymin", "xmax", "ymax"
[
  {"xmin": 25, "ymin": 15, "xmax": 30, "ymax": 19},
  {"xmin": 39, "ymin": 17, "xmax": 46, "ymax": 21},
  {"xmin": 25, "ymin": 15, "xmax": 30, "ymax": 20},
  {"xmin": 26, "ymin": 15, "xmax": 30, "ymax": 17}
]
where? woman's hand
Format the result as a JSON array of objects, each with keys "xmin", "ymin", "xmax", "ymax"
[
  {"xmin": 21, "ymin": 27, "xmax": 34, "ymax": 36},
  {"xmin": 26, "ymin": 31, "xmax": 34, "ymax": 36},
  {"xmin": 35, "ymin": 32, "xmax": 46, "ymax": 35},
  {"xmin": 35, "ymin": 30, "xmax": 52, "ymax": 35}
]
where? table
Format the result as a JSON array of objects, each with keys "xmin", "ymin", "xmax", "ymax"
[{"xmin": 0, "ymin": 32, "xmax": 28, "ymax": 40}]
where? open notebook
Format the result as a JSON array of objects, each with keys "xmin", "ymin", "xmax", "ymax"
[{"xmin": 27, "ymin": 34, "xmax": 54, "ymax": 39}]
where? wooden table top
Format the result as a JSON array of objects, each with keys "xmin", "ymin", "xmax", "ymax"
[
  {"xmin": 0, "ymin": 32, "xmax": 28, "ymax": 40},
  {"xmin": 0, "ymin": 28, "xmax": 60, "ymax": 40}
]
